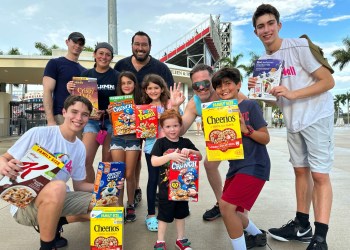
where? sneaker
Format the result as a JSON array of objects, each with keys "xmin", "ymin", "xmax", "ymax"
[
  {"xmin": 125, "ymin": 205, "xmax": 136, "ymax": 222},
  {"xmin": 202, "ymin": 203, "xmax": 221, "ymax": 221},
  {"xmin": 134, "ymin": 188, "xmax": 142, "ymax": 207},
  {"xmin": 268, "ymin": 218, "xmax": 312, "ymax": 243},
  {"xmin": 175, "ymin": 238, "xmax": 192, "ymax": 250},
  {"xmin": 55, "ymin": 226, "xmax": 68, "ymax": 248},
  {"xmin": 246, "ymin": 230, "xmax": 267, "ymax": 249},
  {"xmin": 154, "ymin": 241, "xmax": 167, "ymax": 250},
  {"xmin": 306, "ymin": 235, "xmax": 328, "ymax": 250}
]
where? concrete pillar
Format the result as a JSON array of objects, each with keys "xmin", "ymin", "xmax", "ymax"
[{"xmin": 0, "ymin": 92, "xmax": 12, "ymax": 136}]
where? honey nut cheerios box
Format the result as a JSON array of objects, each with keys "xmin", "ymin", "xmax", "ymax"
[
  {"xmin": 201, "ymin": 99, "xmax": 244, "ymax": 161},
  {"xmin": 109, "ymin": 95, "xmax": 136, "ymax": 136},
  {"xmin": 135, "ymin": 104, "xmax": 158, "ymax": 138},
  {"xmin": 90, "ymin": 206, "xmax": 124, "ymax": 250},
  {"xmin": 91, "ymin": 162, "xmax": 125, "ymax": 207},
  {"xmin": 0, "ymin": 144, "xmax": 64, "ymax": 208},
  {"xmin": 168, "ymin": 154, "xmax": 200, "ymax": 202}
]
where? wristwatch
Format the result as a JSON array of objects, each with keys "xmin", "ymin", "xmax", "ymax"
[{"xmin": 243, "ymin": 125, "xmax": 254, "ymax": 137}]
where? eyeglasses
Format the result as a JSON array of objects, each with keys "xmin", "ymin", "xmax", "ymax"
[{"xmin": 192, "ymin": 80, "xmax": 211, "ymax": 91}]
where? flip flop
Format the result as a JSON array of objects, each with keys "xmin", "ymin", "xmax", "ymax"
[{"xmin": 145, "ymin": 216, "xmax": 158, "ymax": 232}]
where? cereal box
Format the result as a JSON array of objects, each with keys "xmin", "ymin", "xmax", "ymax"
[
  {"xmin": 201, "ymin": 99, "xmax": 244, "ymax": 161},
  {"xmin": 0, "ymin": 144, "xmax": 64, "ymax": 208},
  {"xmin": 91, "ymin": 162, "xmax": 125, "ymax": 207},
  {"xmin": 109, "ymin": 95, "xmax": 136, "ymax": 136},
  {"xmin": 168, "ymin": 154, "xmax": 200, "ymax": 202},
  {"xmin": 135, "ymin": 105, "xmax": 158, "ymax": 138},
  {"xmin": 72, "ymin": 77, "xmax": 99, "ymax": 119},
  {"xmin": 248, "ymin": 59, "xmax": 284, "ymax": 101},
  {"xmin": 90, "ymin": 206, "xmax": 124, "ymax": 250}
]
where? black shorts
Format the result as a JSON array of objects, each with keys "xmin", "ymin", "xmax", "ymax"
[{"xmin": 157, "ymin": 200, "xmax": 189, "ymax": 223}]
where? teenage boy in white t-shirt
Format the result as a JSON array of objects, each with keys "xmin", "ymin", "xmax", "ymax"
[{"xmin": 249, "ymin": 4, "xmax": 335, "ymax": 250}]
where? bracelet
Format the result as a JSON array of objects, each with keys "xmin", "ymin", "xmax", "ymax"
[{"xmin": 243, "ymin": 125, "xmax": 254, "ymax": 137}]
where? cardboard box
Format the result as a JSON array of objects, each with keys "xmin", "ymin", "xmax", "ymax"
[
  {"xmin": 91, "ymin": 162, "xmax": 125, "ymax": 207},
  {"xmin": 135, "ymin": 105, "xmax": 158, "ymax": 138},
  {"xmin": 90, "ymin": 206, "xmax": 124, "ymax": 250},
  {"xmin": 248, "ymin": 59, "xmax": 284, "ymax": 101},
  {"xmin": 202, "ymin": 100, "xmax": 244, "ymax": 161},
  {"xmin": 109, "ymin": 95, "xmax": 136, "ymax": 136},
  {"xmin": 0, "ymin": 144, "xmax": 64, "ymax": 208},
  {"xmin": 72, "ymin": 77, "xmax": 99, "ymax": 119},
  {"xmin": 168, "ymin": 154, "xmax": 200, "ymax": 202}
]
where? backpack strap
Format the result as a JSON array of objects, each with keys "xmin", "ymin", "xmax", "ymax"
[{"xmin": 300, "ymin": 34, "xmax": 334, "ymax": 74}]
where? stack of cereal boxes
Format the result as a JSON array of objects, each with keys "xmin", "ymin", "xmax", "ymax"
[
  {"xmin": 201, "ymin": 99, "xmax": 244, "ymax": 161},
  {"xmin": 109, "ymin": 95, "xmax": 135, "ymax": 136},
  {"xmin": 168, "ymin": 154, "xmax": 200, "ymax": 202}
]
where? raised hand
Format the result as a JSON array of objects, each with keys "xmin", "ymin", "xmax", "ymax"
[{"xmin": 169, "ymin": 82, "xmax": 185, "ymax": 108}]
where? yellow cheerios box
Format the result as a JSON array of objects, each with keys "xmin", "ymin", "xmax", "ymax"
[
  {"xmin": 90, "ymin": 206, "xmax": 124, "ymax": 250},
  {"xmin": 202, "ymin": 99, "xmax": 244, "ymax": 161}
]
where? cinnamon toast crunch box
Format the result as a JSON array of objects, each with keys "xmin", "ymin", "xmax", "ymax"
[
  {"xmin": 202, "ymin": 99, "xmax": 244, "ymax": 161},
  {"xmin": 90, "ymin": 206, "xmax": 124, "ymax": 250}
]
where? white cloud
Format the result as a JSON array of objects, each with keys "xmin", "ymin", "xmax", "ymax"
[
  {"xmin": 19, "ymin": 4, "xmax": 40, "ymax": 18},
  {"xmin": 155, "ymin": 13, "xmax": 208, "ymax": 25},
  {"xmin": 122, "ymin": 29, "xmax": 134, "ymax": 34},
  {"xmin": 319, "ymin": 15, "xmax": 350, "ymax": 26}
]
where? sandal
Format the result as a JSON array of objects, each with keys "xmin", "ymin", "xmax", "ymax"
[{"xmin": 145, "ymin": 216, "xmax": 158, "ymax": 232}]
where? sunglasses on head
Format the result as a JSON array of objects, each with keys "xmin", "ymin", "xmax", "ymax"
[{"xmin": 192, "ymin": 80, "xmax": 211, "ymax": 91}]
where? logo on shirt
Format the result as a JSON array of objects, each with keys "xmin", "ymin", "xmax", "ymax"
[
  {"xmin": 98, "ymin": 84, "xmax": 115, "ymax": 90},
  {"xmin": 54, "ymin": 153, "xmax": 72, "ymax": 174},
  {"xmin": 282, "ymin": 66, "xmax": 296, "ymax": 76}
]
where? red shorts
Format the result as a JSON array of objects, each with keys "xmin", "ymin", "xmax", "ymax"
[{"xmin": 221, "ymin": 173, "xmax": 265, "ymax": 213}]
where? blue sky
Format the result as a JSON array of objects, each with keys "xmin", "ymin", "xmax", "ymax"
[{"xmin": 1, "ymin": 0, "xmax": 349, "ymax": 97}]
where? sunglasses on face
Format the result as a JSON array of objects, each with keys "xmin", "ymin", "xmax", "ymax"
[{"xmin": 192, "ymin": 80, "xmax": 211, "ymax": 91}]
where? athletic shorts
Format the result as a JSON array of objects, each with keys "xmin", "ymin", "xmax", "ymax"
[
  {"xmin": 157, "ymin": 200, "xmax": 189, "ymax": 223},
  {"xmin": 83, "ymin": 119, "xmax": 112, "ymax": 134},
  {"xmin": 110, "ymin": 136, "xmax": 141, "ymax": 151},
  {"xmin": 287, "ymin": 115, "xmax": 334, "ymax": 173},
  {"xmin": 13, "ymin": 191, "xmax": 91, "ymax": 227},
  {"xmin": 221, "ymin": 173, "xmax": 265, "ymax": 213}
]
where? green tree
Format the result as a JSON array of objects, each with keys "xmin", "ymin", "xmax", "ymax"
[
  {"xmin": 342, "ymin": 92, "xmax": 350, "ymax": 124},
  {"xmin": 219, "ymin": 53, "xmax": 245, "ymax": 69},
  {"xmin": 331, "ymin": 37, "xmax": 350, "ymax": 71},
  {"xmin": 8, "ymin": 47, "xmax": 21, "ymax": 55},
  {"xmin": 241, "ymin": 51, "xmax": 260, "ymax": 77},
  {"xmin": 334, "ymin": 94, "xmax": 346, "ymax": 119},
  {"xmin": 83, "ymin": 45, "xmax": 94, "ymax": 52},
  {"xmin": 0, "ymin": 50, "xmax": 3, "ymax": 55},
  {"xmin": 35, "ymin": 42, "xmax": 59, "ymax": 55}
]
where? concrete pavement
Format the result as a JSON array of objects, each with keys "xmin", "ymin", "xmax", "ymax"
[{"xmin": 0, "ymin": 127, "xmax": 349, "ymax": 250}]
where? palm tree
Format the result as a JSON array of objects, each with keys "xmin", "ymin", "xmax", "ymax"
[
  {"xmin": 218, "ymin": 53, "xmax": 245, "ymax": 69},
  {"xmin": 241, "ymin": 51, "xmax": 260, "ymax": 77},
  {"xmin": 0, "ymin": 50, "xmax": 3, "ymax": 55},
  {"xmin": 334, "ymin": 94, "xmax": 346, "ymax": 124},
  {"xmin": 8, "ymin": 47, "xmax": 21, "ymax": 55},
  {"xmin": 83, "ymin": 45, "xmax": 94, "ymax": 52},
  {"xmin": 331, "ymin": 37, "xmax": 350, "ymax": 71},
  {"xmin": 342, "ymin": 92, "xmax": 350, "ymax": 124},
  {"xmin": 35, "ymin": 42, "xmax": 59, "ymax": 55}
]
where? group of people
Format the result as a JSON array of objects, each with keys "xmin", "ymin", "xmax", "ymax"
[{"xmin": 0, "ymin": 3, "xmax": 335, "ymax": 250}]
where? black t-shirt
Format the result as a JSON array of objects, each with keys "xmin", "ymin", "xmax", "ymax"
[
  {"xmin": 114, "ymin": 56, "xmax": 174, "ymax": 89},
  {"xmin": 227, "ymin": 100, "xmax": 271, "ymax": 181},
  {"xmin": 81, "ymin": 68, "xmax": 119, "ymax": 112},
  {"xmin": 151, "ymin": 137, "xmax": 198, "ymax": 199}
]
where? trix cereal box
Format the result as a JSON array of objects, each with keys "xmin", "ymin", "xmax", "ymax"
[
  {"xmin": 90, "ymin": 206, "xmax": 124, "ymax": 250},
  {"xmin": 248, "ymin": 59, "xmax": 284, "ymax": 101},
  {"xmin": 135, "ymin": 105, "xmax": 158, "ymax": 138},
  {"xmin": 168, "ymin": 154, "xmax": 200, "ymax": 202},
  {"xmin": 91, "ymin": 162, "xmax": 125, "ymax": 207},
  {"xmin": 72, "ymin": 77, "xmax": 99, "ymax": 119},
  {"xmin": 0, "ymin": 144, "xmax": 64, "ymax": 208},
  {"xmin": 202, "ymin": 99, "xmax": 244, "ymax": 161},
  {"xmin": 109, "ymin": 95, "xmax": 136, "ymax": 136}
]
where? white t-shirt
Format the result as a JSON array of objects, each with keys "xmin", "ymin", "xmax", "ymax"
[
  {"xmin": 8, "ymin": 126, "xmax": 86, "ymax": 215},
  {"xmin": 260, "ymin": 38, "xmax": 334, "ymax": 132}
]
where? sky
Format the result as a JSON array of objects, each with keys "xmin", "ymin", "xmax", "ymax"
[{"xmin": 1, "ymin": 0, "xmax": 350, "ymax": 97}]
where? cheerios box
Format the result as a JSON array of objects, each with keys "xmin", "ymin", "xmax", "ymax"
[
  {"xmin": 202, "ymin": 99, "xmax": 244, "ymax": 161},
  {"xmin": 168, "ymin": 154, "xmax": 200, "ymax": 202},
  {"xmin": 91, "ymin": 162, "xmax": 125, "ymax": 207},
  {"xmin": 109, "ymin": 95, "xmax": 136, "ymax": 136},
  {"xmin": 90, "ymin": 206, "xmax": 124, "ymax": 250}
]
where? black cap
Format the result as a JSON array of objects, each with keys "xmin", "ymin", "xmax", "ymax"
[
  {"xmin": 95, "ymin": 42, "xmax": 114, "ymax": 55},
  {"xmin": 68, "ymin": 32, "xmax": 85, "ymax": 45}
]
